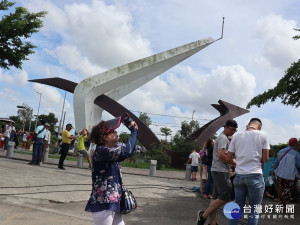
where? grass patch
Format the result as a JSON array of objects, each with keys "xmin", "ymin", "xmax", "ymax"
[
  {"xmin": 120, "ymin": 160, "xmax": 183, "ymax": 171},
  {"xmin": 14, "ymin": 150, "xmax": 183, "ymax": 171},
  {"xmin": 120, "ymin": 161, "xmax": 150, "ymax": 169}
]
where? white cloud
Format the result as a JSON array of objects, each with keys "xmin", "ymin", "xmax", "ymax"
[
  {"xmin": 0, "ymin": 69, "xmax": 28, "ymax": 86},
  {"xmin": 123, "ymin": 64, "xmax": 256, "ymax": 115},
  {"xmin": 33, "ymin": 83, "xmax": 72, "ymax": 117},
  {"xmin": 262, "ymin": 118, "xmax": 300, "ymax": 145},
  {"xmin": 25, "ymin": 0, "xmax": 153, "ymax": 75},
  {"xmin": 24, "ymin": 0, "xmax": 68, "ymax": 33},
  {"xmin": 46, "ymin": 45, "xmax": 106, "ymax": 77},
  {"xmin": 253, "ymin": 13, "xmax": 300, "ymax": 86}
]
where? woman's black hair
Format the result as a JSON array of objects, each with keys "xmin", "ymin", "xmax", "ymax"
[
  {"xmin": 90, "ymin": 121, "xmax": 109, "ymax": 145},
  {"xmin": 206, "ymin": 139, "xmax": 213, "ymax": 149}
]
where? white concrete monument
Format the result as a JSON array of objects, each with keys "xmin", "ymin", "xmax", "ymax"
[{"xmin": 73, "ymin": 37, "xmax": 215, "ymax": 131}]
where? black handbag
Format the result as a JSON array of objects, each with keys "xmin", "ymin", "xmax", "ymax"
[{"xmin": 120, "ymin": 185, "xmax": 137, "ymax": 214}]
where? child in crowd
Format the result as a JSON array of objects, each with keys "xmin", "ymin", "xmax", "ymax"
[{"xmin": 77, "ymin": 128, "xmax": 92, "ymax": 168}]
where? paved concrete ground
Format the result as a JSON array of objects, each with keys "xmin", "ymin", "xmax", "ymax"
[{"xmin": 0, "ymin": 150, "xmax": 299, "ymax": 225}]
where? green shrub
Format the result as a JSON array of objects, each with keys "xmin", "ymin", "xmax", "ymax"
[{"xmin": 145, "ymin": 145, "xmax": 171, "ymax": 170}]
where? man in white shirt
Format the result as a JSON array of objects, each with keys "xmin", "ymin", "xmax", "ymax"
[
  {"xmin": 226, "ymin": 118, "xmax": 270, "ymax": 225},
  {"xmin": 185, "ymin": 149, "xmax": 200, "ymax": 181},
  {"xmin": 4, "ymin": 122, "xmax": 13, "ymax": 152},
  {"xmin": 41, "ymin": 123, "xmax": 51, "ymax": 164}
]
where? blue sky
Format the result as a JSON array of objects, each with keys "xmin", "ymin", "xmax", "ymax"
[{"xmin": 1, "ymin": 0, "xmax": 300, "ymax": 144}]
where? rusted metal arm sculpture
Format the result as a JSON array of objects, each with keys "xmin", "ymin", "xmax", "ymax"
[{"xmin": 189, "ymin": 100, "xmax": 249, "ymax": 148}]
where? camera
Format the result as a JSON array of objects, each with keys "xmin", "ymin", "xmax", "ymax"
[{"xmin": 122, "ymin": 113, "xmax": 133, "ymax": 128}]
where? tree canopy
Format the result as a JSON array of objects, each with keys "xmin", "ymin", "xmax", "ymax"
[
  {"xmin": 247, "ymin": 28, "xmax": 300, "ymax": 109},
  {"xmin": 160, "ymin": 127, "xmax": 172, "ymax": 141},
  {"xmin": 138, "ymin": 112, "xmax": 152, "ymax": 127},
  {"xmin": 38, "ymin": 113, "xmax": 58, "ymax": 133},
  {"xmin": 0, "ymin": 0, "xmax": 47, "ymax": 69}
]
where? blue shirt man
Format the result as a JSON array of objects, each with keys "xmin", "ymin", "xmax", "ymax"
[{"xmin": 28, "ymin": 120, "xmax": 47, "ymax": 165}]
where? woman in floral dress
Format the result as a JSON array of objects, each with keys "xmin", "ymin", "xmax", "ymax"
[{"xmin": 85, "ymin": 119, "xmax": 138, "ymax": 225}]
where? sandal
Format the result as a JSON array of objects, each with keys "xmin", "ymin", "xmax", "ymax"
[
  {"xmin": 265, "ymin": 192, "xmax": 274, "ymax": 199},
  {"xmin": 203, "ymin": 195, "xmax": 212, "ymax": 199}
]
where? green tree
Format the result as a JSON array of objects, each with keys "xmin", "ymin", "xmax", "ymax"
[
  {"xmin": 17, "ymin": 104, "xmax": 33, "ymax": 131},
  {"xmin": 168, "ymin": 120, "xmax": 199, "ymax": 152},
  {"xmin": 247, "ymin": 29, "xmax": 300, "ymax": 109},
  {"xmin": 119, "ymin": 132, "xmax": 130, "ymax": 142},
  {"xmin": 179, "ymin": 120, "xmax": 200, "ymax": 138},
  {"xmin": 138, "ymin": 112, "xmax": 152, "ymax": 127},
  {"xmin": 0, "ymin": 0, "xmax": 47, "ymax": 69},
  {"xmin": 38, "ymin": 113, "xmax": 58, "ymax": 133},
  {"xmin": 145, "ymin": 144, "xmax": 171, "ymax": 170},
  {"xmin": 160, "ymin": 127, "xmax": 172, "ymax": 141}
]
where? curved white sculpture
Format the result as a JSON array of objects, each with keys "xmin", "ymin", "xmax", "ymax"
[{"xmin": 73, "ymin": 37, "xmax": 215, "ymax": 131}]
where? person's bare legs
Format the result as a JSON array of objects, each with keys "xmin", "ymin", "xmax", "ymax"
[
  {"xmin": 87, "ymin": 154, "xmax": 92, "ymax": 168},
  {"xmin": 209, "ymin": 207, "xmax": 218, "ymax": 225},
  {"xmin": 202, "ymin": 199, "xmax": 227, "ymax": 221},
  {"xmin": 192, "ymin": 171, "xmax": 197, "ymax": 180},
  {"xmin": 204, "ymin": 165, "xmax": 208, "ymax": 180},
  {"xmin": 200, "ymin": 166, "xmax": 203, "ymax": 180}
]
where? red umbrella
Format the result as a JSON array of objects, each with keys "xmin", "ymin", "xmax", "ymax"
[{"xmin": 0, "ymin": 118, "xmax": 15, "ymax": 123}]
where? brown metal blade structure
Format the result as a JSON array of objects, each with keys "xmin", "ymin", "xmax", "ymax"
[
  {"xmin": 29, "ymin": 78, "xmax": 161, "ymax": 151},
  {"xmin": 189, "ymin": 100, "xmax": 249, "ymax": 148}
]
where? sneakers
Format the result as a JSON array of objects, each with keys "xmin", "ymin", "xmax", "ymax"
[
  {"xmin": 28, "ymin": 161, "xmax": 34, "ymax": 165},
  {"xmin": 197, "ymin": 210, "xmax": 206, "ymax": 225},
  {"xmin": 58, "ymin": 166, "xmax": 65, "ymax": 170}
]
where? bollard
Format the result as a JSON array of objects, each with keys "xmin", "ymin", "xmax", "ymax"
[
  {"xmin": 149, "ymin": 160, "xmax": 157, "ymax": 176},
  {"xmin": 7, "ymin": 141, "xmax": 15, "ymax": 158},
  {"xmin": 185, "ymin": 164, "xmax": 191, "ymax": 180},
  {"xmin": 77, "ymin": 153, "xmax": 83, "ymax": 168},
  {"xmin": 43, "ymin": 147, "xmax": 49, "ymax": 163}
]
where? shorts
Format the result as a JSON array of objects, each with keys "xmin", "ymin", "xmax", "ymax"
[
  {"xmin": 78, "ymin": 149, "xmax": 89, "ymax": 157},
  {"xmin": 211, "ymin": 171, "xmax": 232, "ymax": 202},
  {"xmin": 191, "ymin": 166, "xmax": 198, "ymax": 172}
]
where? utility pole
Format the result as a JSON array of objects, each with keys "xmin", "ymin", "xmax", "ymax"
[
  {"xmin": 34, "ymin": 92, "xmax": 42, "ymax": 130},
  {"xmin": 58, "ymin": 91, "xmax": 66, "ymax": 134}
]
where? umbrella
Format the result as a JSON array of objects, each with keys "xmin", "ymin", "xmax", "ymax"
[{"xmin": 0, "ymin": 118, "xmax": 15, "ymax": 123}]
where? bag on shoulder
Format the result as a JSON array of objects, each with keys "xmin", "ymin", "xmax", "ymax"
[
  {"xmin": 32, "ymin": 126, "xmax": 46, "ymax": 142},
  {"xmin": 120, "ymin": 186, "xmax": 137, "ymax": 214}
]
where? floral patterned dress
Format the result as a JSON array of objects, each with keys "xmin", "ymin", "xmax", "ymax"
[{"xmin": 85, "ymin": 127, "xmax": 137, "ymax": 213}]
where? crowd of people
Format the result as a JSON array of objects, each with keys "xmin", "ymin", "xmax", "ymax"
[{"xmin": 192, "ymin": 118, "xmax": 300, "ymax": 225}]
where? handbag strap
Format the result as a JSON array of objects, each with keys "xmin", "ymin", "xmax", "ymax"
[
  {"xmin": 37, "ymin": 126, "xmax": 46, "ymax": 134},
  {"xmin": 279, "ymin": 147, "xmax": 293, "ymax": 161}
]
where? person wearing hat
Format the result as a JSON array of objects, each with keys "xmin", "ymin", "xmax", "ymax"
[
  {"xmin": 197, "ymin": 119, "xmax": 238, "ymax": 225},
  {"xmin": 58, "ymin": 123, "xmax": 76, "ymax": 169},
  {"xmin": 273, "ymin": 137, "xmax": 300, "ymax": 207},
  {"xmin": 29, "ymin": 119, "xmax": 47, "ymax": 165},
  {"xmin": 40, "ymin": 123, "xmax": 51, "ymax": 165},
  {"xmin": 225, "ymin": 118, "xmax": 270, "ymax": 225}
]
